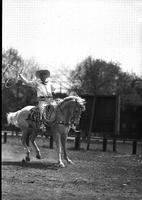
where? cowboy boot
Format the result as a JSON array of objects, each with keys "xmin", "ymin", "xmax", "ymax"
[{"xmin": 39, "ymin": 118, "xmax": 46, "ymax": 133}]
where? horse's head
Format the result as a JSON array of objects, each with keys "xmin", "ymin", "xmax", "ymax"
[
  {"xmin": 71, "ymin": 97, "xmax": 86, "ymax": 126},
  {"xmin": 60, "ymin": 96, "xmax": 86, "ymax": 126}
]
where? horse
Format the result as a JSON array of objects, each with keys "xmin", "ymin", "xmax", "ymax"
[{"xmin": 7, "ymin": 96, "xmax": 86, "ymax": 167}]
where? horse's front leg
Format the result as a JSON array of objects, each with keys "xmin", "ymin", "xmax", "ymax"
[
  {"xmin": 29, "ymin": 131, "xmax": 41, "ymax": 159},
  {"xmin": 54, "ymin": 132, "xmax": 65, "ymax": 167},
  {"xmin": 61, "ymin": 133, "xmax": 74, "ymax": 165}
]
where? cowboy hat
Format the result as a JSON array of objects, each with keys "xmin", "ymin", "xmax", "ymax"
[{"xmin": 35, "ymin": 69, "xmax": 50, "ymax": 79}]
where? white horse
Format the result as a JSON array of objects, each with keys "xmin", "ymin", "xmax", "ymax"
[{"xmin": 7, "ymin": 96, "xmax": 85, "ymax": 167}]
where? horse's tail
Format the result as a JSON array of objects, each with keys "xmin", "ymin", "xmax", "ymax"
[{"xmin": 7, "ymin": 111, "xmax": 19, "ymax": 127}]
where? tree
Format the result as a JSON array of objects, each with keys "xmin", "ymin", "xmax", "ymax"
[
  {"xmin": 50, "ymin": 66, "xmax": 72, "ymax": 93},
  {"xmin": 69, "ymin": 57, "xmax": 121, "ymax": 94},
  {"xmin": 69, "ymin": 56, "xmax": 142, "ymax": 106},
  {"xmin": 22, "ymin": 58, "xmax": 40, "ymax": 80},
  {"xmin": 2, "ymin": 48, "xmax": 40, "ymax": 124},
  {"xmin": 2, "ymin": 48, "xmax": 41, "ymax": 84},
  {"xmin": 2, "ymin": 48, "xmax": 24, "ymax": 86}
]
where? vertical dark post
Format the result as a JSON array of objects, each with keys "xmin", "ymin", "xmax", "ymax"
[
  {"xmin": 103, "ymin": 136, "xmax": 107, "ymax": 152},
  {"xmin": 16, "ymin": 131, "xmax": 18, "ymax": 137},
  {"xmin": 87, "ymin": 96, "xmax": 96, "ymax": 150},
  {"xmin": 113, "ymin": 137, "xmax": 117, "ymax": 152},
  {"xmin": 50, "ymin": 136, "xmax": 53, "ymax": 149},
  {"xmin": 115, "ymin": 95, "xmax": 120, "ymax": 136},
  {"xmin": 11, "ymin": 131, "xmax": 14, "ymax": 136},
  {"xmin": 3, "ymin": 132, "xmax": 7, "ymax": 143},
  {"xmin": 75, "ymin": 131, "xmax": 81, "ymax": 150},
  {"xmin": 132, "ymin": 140, "xmax": 137, "ymax": 155}
]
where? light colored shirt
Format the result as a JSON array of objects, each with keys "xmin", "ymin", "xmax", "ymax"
[
  {"xmin": 34, "ymin": 80, "xmax": 53, "ymax": 97},
  {"xmin": 20, "ymin": 74, "xmax": 53, "ymax": 97}
]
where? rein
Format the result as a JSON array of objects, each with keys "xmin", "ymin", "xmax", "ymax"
[
  {"xmin": 56, "ymin": 103, "xmax": 72, "ymax": 126},
  {"xmin": 43, "ymin": 96, "xmax": 85, "ymax": 127},
  {"xmin": 56, "ymin": 99, "xmax": 79, "ymax": 126},
  {"xmin": 56, "ymin": 120, "xmax": 72, "ymax": 126},
  {"xmin": 70, "ymin": 99, "xmax": 79, "ymax": 125}
]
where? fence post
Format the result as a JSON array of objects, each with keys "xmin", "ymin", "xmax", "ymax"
[
  {"xmin": 115, "ymin": 95, "xmax": 120, "ymax": 136},
  {"xmin": 11, "ymin": 131, "xmax": 14, "ymax": 136},
  {"xmin": 132, "ymin": 140, "xmax": 137, "ymax": 155},
  {"xmin": 103, "ymin": 136, "xmax": 107, "ymax": 152},
  {"xmin": 75, "ymin": 131, "xmax": 81, "ymax": 150},
  {"xmin": 50, "ymin": 136, "xmax": 53, "ymax": 149},
  {"xmin": 3, "ymin": 132, "xmax": 7, "ymax": 143},
  {"xmin": 87, "ymin": 96, "xmax": 96, "ymax": 150},
  {"xmin": 113, "ymin": 137, "xmax": 117, "ymax": 152}
]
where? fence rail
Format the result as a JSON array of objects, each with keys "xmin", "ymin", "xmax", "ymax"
[{"xmin": 2, "ymin": 130, "xmax": 142, "ymax": 154}]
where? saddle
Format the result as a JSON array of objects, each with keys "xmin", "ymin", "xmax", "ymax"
[
  {"xmin": 29, "ymin": 107, "xmax": 40, "ymax": 123},
  {"xmin": 28, "ymin": 105, "xmax": 55, "ymax": 129}
]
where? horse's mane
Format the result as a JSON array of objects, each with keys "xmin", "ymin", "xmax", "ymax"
[{"xmin": 58, "ymin": 95, "xmax": 86, "ymax": 109}]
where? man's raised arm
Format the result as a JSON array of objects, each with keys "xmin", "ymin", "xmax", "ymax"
[{"xmin": 19, "ymin": 74, "xmax": 36, "ymax": 87}]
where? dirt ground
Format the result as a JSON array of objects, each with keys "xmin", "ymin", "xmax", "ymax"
[{"xmin": 2, "ymin": 136, "xmax": 142, "ymax": 200}]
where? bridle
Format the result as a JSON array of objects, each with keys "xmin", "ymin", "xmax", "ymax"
[
  {"xmin": 70, "ymin": 99, "xmax": 81, "ymax": 126},
  {"xmin": 56, "ymin": 99, "xmax": 82, "ymax": 127}
]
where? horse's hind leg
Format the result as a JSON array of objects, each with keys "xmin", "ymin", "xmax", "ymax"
[
  {"xmin": 21, "ymin": 130, "xmax": 31, "ymax": 162},
  {"xmin": 61, "ymin": 133, "xmax": 74, "ymax": 164},
  {"xmin": 29, "ymin": 131, "xmax": 41, "ymax": 159}
]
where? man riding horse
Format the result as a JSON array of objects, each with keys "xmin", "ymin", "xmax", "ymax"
[{"xmin": 19, "ymin": 69, "xmax": 54, "ymax": 132}]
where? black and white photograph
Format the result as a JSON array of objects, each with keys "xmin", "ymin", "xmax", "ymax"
[{"xmin": 2, "ymin": 0, "xmax": 142, "ymax": 199}]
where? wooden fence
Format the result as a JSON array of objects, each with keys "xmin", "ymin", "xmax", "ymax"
[
  {"xmin": 2, "ymin": 130, "xmax": 141, "ymax": 154},
  {"xmin": 2, "ymin": 94, "xmax": 142, "ymax": 153}
]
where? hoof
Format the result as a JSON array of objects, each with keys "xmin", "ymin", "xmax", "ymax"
[
  {"xmin": 25, "ymin": 156, "xmax": 30, "ymax": 162},
  {"xmin": 65, "ymin": 157, "xmax": 74, "ymax": 165},
  {"xmin": 67, "ymin": 160, "xmax": 74, "ymax": 165},
  {"xmin": 36, "ymin": 154, "xmax": 41, "ymax": 159},
  {"xmin": 58, "ymin": 162, "xmax": 65, "ymax": 168}
]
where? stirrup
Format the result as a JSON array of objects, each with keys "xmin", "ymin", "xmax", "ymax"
[
  {"xmin": 40, "ymin": 123, "xmax": 46, "ymax": 131},
  {"xmin": 40, "ymin": 124, "xmax": 44, "ymax": 129}
]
